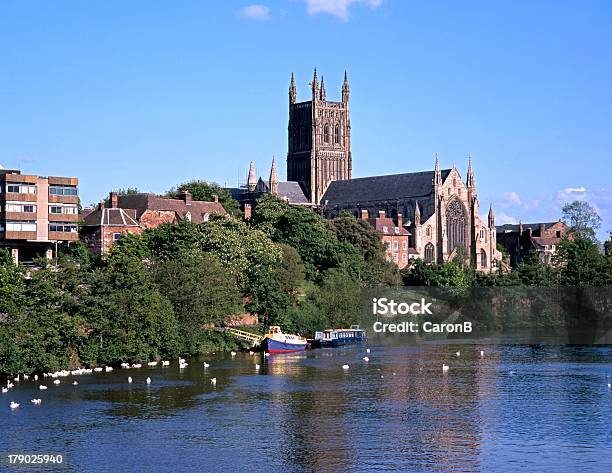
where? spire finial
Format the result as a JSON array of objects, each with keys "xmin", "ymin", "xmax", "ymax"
[
  {"xmin": 289, "ymin": 72, "xmax": 297, "ymax": 104},
  {"xmin": 466, "ymin": 154, "xmax": 475, "ymax": 188},
  {"xmin": 269, "ymin": 156, "xmax": 279, "ymax": 194},
  {"xmin": 342, "ymin": 69, "xmax": 350, "ymax": 103},
  {"xmin": 311, "ymin": 68, "xmax": 319, "ymax": 97},
  {"xmin": 414, "ymin": 201, "xmax": 421, "ymax": 225},
  {"xmin": 320, "ymin": 75, "xmax": 326, "ymax": 100},
  {"xmin": 247, "ymin": 161, "xmax": 257, "ymax": 192},
  {"xmin": 488, "ymin": 204, "xmax": 495, "ymax": 228},
  {"xmin": 434, "ymin": 153, "xmax": 442, "ymax": 187}
]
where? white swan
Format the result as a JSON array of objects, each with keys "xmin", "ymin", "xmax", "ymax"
[
  {"xmin": 1, "ymin": 387, "xmax": 7, "ymax": 393},
  {"xmin": 248, "ymin": 351, "xmax": 254, "ymax": 356},
  {"xmin": 442, "ymin": 364, "xmax": 449, "ymax": 372},
  {"xmin": 23, "ymin": 374, "xmax": 29, "ymax": 380},
  {"xmin": 31, "ymin": 399, "xmax": 42, "ymax": 405},
  {"xmin": 363, "ymin": 357, "xmax": 369, "ymax": 362},
  {"xmin": 128, "ymin": 377, "xmax": 133, "ymax": 384},
  {"xmin": 342, "ymin": 364, "xmax": 350, "ymax": 370},
  {"xmin": 147, "ymin": 361, "xmax": 157, "ymax": 366},
  {"xmin": 34, "ymin": 374, "xmax": 38, "ymax": 381},
  {"xmin": 53, "ymin": 379, "xmax": 60, "ymax": 385},
  {"xmin": 255, "ymin": 364, "xmax": 260, "ymax": 370},
  {"xmin": 230, "ymin": 351, "xmax": 237, "ymax": 357},
  {"xmin": 10, "ymin": 401, "xmax": 19, "ymax": 409},
  {"xmin": 146, "ymin": 377, "xmax": 151, "ymax": 384},
  {"xmin": 39, "ymin": 385, "xmax": 48, "ymax": 390},
  {"xmin": 131, "ymin": 363, "xmax": 142, "ymax": 369},
  {"xmin": 121, "ymin": 362, "xmax": 130, "ymax": 368},
  {"xmin": 203, "ymin": 362, "xmax": 210, "ymax": 368},
  {"xmin": 6, "ymin": 382, "xmax": 14, "ymax": 388},
  {"xmin": 161, "ymin": 360, "xmax": 170, "ymax": 366},
  {"xmin": 72, "ymin": 381, "xmax": 79, "ymax": 386},
  {"xmin": 366, "ymin": 348, "xmax": 371, "ymax": 353},
  {"xmin": 210, "ymin": 378, "xmax": 217, "ymax": 385},
  {"xmin": 456, "ymin": 351, "xmax": 460, "ymax": 357},
  {"xmin": 480, "ymin": 350, "xmax": 484, "ymax": 357},
  {"xmin": 105, "ymin": 366, "xmax": 113, "ymax": 372}
]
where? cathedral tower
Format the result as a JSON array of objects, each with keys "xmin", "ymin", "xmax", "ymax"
[{"xmin": 287, "ymin": 69, "xmax": 352, "ymax": 204}]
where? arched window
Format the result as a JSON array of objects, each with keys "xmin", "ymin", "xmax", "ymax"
[
  {"xmin": 426, "ymin": 226, "xmax": 431, "ymax": 237},
  {"xmin": 446, "ymin": 199, "xmax": 466, "ymax": 254},
  {"xmin": 424, "ymin": 243, "xmax": 435, "ymax": 263},
  {"xmin": 481, "ymin": 249, "xmax": 487, "ymax": 268},
  {"xmin": 324, "ymin": 124, "xmax": 330, "ymax": 143},
  {"xmin": 334, "ymin": 124, "xmax": 340, "ymax": 144}
]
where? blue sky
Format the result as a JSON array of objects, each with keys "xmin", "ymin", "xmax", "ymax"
[{"xmin": 1, "ymin": 1, "xmax": 611, "ymax": 238}]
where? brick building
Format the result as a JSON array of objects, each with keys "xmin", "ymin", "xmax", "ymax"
[
  {"xmin": 497, "ymin": 220, "xmax": 571, "ymax": 266},
  {"xmin": 0, "ymin": 166, "xmax": 79, "ymax": 263},
  {"xmin": 361, "ymin": 209, "xmax": 412, "ymax": 269},
  {"xmin": 81, "ymin": 191, "xmax": 226, "ymax": 255}
]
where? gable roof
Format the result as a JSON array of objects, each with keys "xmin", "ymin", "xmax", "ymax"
[
  {"xmin": 497, "ymin": 221, "xmax": 562, "ymax": 234},
  {"xmin": 83, "ymin": 207, "xmax": 140, "ymax": 227},
  {"xmin": 321, "ymin": 169, "xmax": 452, "ymax": 206},
  {"xmin": 115, "ymin": 193, "xmax": 226, "ymax": 224},
  {"xmin": 367, "ymin": 217, "xmax": 410, "ymax": 235}
]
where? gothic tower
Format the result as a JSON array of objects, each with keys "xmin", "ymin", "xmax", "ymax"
[{"xmin": 287, "ymin": 69, "xmax": 352, "ymax": 204}]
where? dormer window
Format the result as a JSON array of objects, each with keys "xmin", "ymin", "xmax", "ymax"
[{"xmin": 382, "ymin": 226, "xmax": 388, "ymax": 234}]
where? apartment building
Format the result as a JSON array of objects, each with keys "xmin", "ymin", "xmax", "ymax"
[{"xmin": 0, "ymin": 166, "xmax": 79, "ymax": 263}]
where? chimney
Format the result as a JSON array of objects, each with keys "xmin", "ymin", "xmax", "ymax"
[
  {"xmin": 397, "ymin": 213, "xmax": 403, "ymax": 228},
  {"xmin": 181, "ymin": 190, "xmax": 192, "ymax": 205},
  {"xmin": 378, "ymin": 210, "xmax": 386, "ymax": 218},
  {"xmin": 539, "ymin": 223, "xmax": 545, "ymax": 236},
  {"xmin": 360, "ymin": 209, "xmax": 369, "ymax": 220},
  {"xmin": 212, "ymin": 194, "xmax": 219, "ymax": 203},
  {"xmin": 109, "ymin": 192, "xmax": 118, "ymax": 208},
  {"xmin": 244, "ymin": 203, "xmax": 252, "ymax": 220},
  {"xmin": 98, "ymin": 200, "xmax": 105, "ymax": 210},
  {"xmin": 527, "ymin": 227, "xmax": 533, "ymax": 238}
]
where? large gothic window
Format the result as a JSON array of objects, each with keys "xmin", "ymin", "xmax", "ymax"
[
  {"xmin": 334, "ymin": 124, "xmax": 340, "ymax": 144},
  {"xmin": 446, "ymin": 199, "xmax": 467, "ymax": 254},
  {"xmin": 324, "ymin": 124, "xmax": 330, "ymax": 143},
  {"xmin": 481, "ymin": 249, "xmax": 488, "ymax": 268},
  {"xmin": 424, "ymin": 243, "xmax": 435, "ymax": 263}
]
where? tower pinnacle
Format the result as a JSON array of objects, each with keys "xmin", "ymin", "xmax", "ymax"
[
  {"xmin": 247, "ymin": 161, "xmax": 256, "ymax": 192},
  {"xmin": 289, "ymin": 72, "xmax": 296, "ymax": 104},
  {"xmin": 269, "ymin": 156, "xmax": 279, "ymax": 194},
  {"xmin": 342, "ymin": 70, "xmax": 350, "ymax": 103},
  {"xmin": 466, "ymin": 155, "xmax": 475, "ymax": 188},
  {"xmin": 320, "ymin": 76, "xmax": 326, "ymax": 101}
]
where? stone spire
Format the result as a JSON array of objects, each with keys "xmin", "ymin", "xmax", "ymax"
[
  {"xmin": 319, "ymin": 76, "xmax": 326, "ymax": 101},
  {"xmin": 434, "ymin": 153, "xmax": 442, "ymax": 187},
  {"xmin": 269, "ymin": 156, "xmax": 279, "ymax": 194},
  {"xmin": 311, "ymin": 68, "xmax": 319, "ymax": 99},
  {"xmin": 466, "ymin": 155, "xmax": 475, "ymax": 188},
  {"xmin": 289, "ymin": 72, "xmax": 296, "ymax": 104},
  {"xmin": 342, "ymin": 70, "xmax": 350, "ymax": 103},
  {"xmin": 488, "ymin": 204, "xmax": 495, "ymax": 228},
  {"xmin": 414, "ymin": 201, "xmax": 421, "ymax": 225},
  {"xmin": 247, "ymin": 161, "xmax": 256, "ymax": 192}
]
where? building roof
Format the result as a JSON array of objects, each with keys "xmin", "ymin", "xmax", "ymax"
[
  {"xmin": 531, "ymin": 236, "xmax": 563, "ymax": 247},
  {"xmin": 497, "ymin": 221, "xmax": 562, "ymax": 234},
  {"xmin": 83, "ymin": 207, "xmax": 140, "ymax": 227},
  {"xmin": 227, "ymin": 181, "xmax": 309, "ymax": 205},
  {"xmin": 368, "ymin": 217, "xmax": 410, "ymax": 236},
  {"xmin": 277, "ymin": 182, "xmax": 310, "ymax": 204},
  {"xmin": 321, "ymin": 169, "xmax": 452, "ymax": 206},
  {"xmin": 115, "ymin": 193, "xmax": 226, "ymax": 223}
]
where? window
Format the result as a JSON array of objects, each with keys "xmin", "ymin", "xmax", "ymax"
[
  {"xmin": 385, "ymin": 241, "xmax": 391, "ymax": 250},
  {"xmin": 393, "ymin": 241, "xmax": 398, "ymax": 251},
  {"xmin": 402, "ymin": 254, "xmax": 408, "ymax": 263},
  {"xmin": 334, "ymin": 124, "xmax": 340, "ymax": 144},
  {"xmin": 382, "ymin": 226, "xmax": 388, "ymax": 234},
  {"xmin": 393, "ymin": 254, "xmax": 398, "ymax": 262},
  {"xmin": 426, "ymin": 226, "xmax": 431, "ymax": 237},
  {"xmin": 5, "ymin": 203, "xmax": 36, "ymax": 213},
  {"xmin": 480, "ymin": 228, "xmax": 486, "ymax": 241},
  {"xmin": 323, "ymin": 124, "xmax": 329, "ymax": 143},
  {"xmin": 446, "ymin": 199, "xmax": 466, "ymax": 254},
  {"xmin": 481, "ymin": 249, "xmax": 488, "ymax": 268},
  {"xmin": 6, "ymin": 221, "xmax": 36, "ymax": 232},
  {"xmin": 49, "ymin": 223, "xmax": 78, "ymax": 233},
  {"xmin": 49, "ymin": 185, "xmax": 78, "ymax": 196},
  {"xmin": 424, "ymin": 243, "xmax": 435, "ymax": 263},
  {"xmin": 6, "ymin": 184, "xmax": 36, "ymax": 194},
  {"xmin": 402, "ymin": 241, "xmax": 407, "ymax": 250},
  {"xmin": 556, "ymin": 230, "xmax": 561, "ymax": 238},
  {"xmin": 113, "ymin": 233, "xmax": 121, "ymax": 241}
]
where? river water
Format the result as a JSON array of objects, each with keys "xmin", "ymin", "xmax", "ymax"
[{"xmin": 2, "ymin": 334, "xmax": 611, "ymax": 472}]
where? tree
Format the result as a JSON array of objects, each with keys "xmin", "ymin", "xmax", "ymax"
[
  {"xmin": 276, "ymin": 243, "xmax": 306, "ymax": 295},
  {"xmin": 327, "ymin": 212, "xmax": 385, "ymax": 262},
  {"xmin": 562, "ymin": 200, "xmax": 602, "ymax": 242},
  {"xmin": 166, "ymin": 180, "xmax": 241, "ymax": 217},
  {"xmin": 554, "ymin": 235, "xmax": 611, "ymax": 286}
]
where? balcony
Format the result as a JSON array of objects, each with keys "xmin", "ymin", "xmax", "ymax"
[
  {"xmin": 49, "ymin": 213, "xmax": 79, "ymax": 222},
  {"xmin": 48, "ymin": 231, "xmax": 79, "ymax": 241},
  {"xmin": 3, "ymin": 230, "xmax": 37, "ymax": 241},
  {"xmin": 49, "ymin": 194, "xmax": 79, "ymax": 204},
  {"xmin": 0, "ymin": 192, "xmax": 37, "ymax": 202},
  {"xmin": 1, "ymin": 211, "xmax": 38, "ymax": 221}
]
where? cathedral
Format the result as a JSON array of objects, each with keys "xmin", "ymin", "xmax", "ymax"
[{"xmin": 236, "ymin": 70, "xmax": 502, "ymax": 272}]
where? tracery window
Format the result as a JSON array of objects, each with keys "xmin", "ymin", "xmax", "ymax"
[
  {"xmin": 481, "ymin": 249, "xmax": 488, "ymax": 268},
  {"xmin": 446, "ymin": 199, "xmax": 466, "ymax": 254},
  {"xmin": 334, "ymin": 124, "xmax": 340, "ymax": 144},
  {"xmin": 424, "ymin": 243, "xmax": 435, "ymax": 263},
  {"xmin": 324, "ymin": 124, "xmax": 330, "ymax": 143}
]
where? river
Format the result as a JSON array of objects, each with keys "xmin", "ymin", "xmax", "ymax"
[{"xmin": 2, "ymin": 334, "xmax": 611, "ymax": 472}]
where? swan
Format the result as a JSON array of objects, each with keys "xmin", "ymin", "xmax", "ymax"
[
  {"xmin": 210, "ymin": 378, "xmax": 217, "ymax": 385},
  {"xmin": 363, "ymin": 357, "xmax": 369, "ymax": 362},
  {"xmin": 14, "ymin": 376, "xmax": 19, "ymax": 382},
  {"xmin": 121, "ymin": 362, "xmax": 130, "ymax": 368},
  {"xmin": 366, "ymin": 348, "xmax": 371, "ymax": 353},
  {"xmin": 248, "ymin": 351, "xmax": 254, "ymax": 356},
  {"xmin": 230, "ymin": 351, "xmax": 237, "ymax": 357},
  {"xmin": 34, "ymin": 375, "xmax": 38, "ymax": 381},
  {"xmin": 442, "ymin": 364, "xmax": 449, "ymax": 372},
  {"xmin": 146, "ymin": 377, "xmax": 151, "ymax": 384},
  {"xmin": 480, "ymin": 350, "xmax": 484, "ymax": 357},
  {"xmin": 255, "ymin": 364, "xmax": 260, "ymax": 370},
  {"xmin": 161, "ymin": 360, "xmax": 170, "ymax": 366},
  {"xmin": 31, "ymin": 399, "xmax": 42, "ymax": 405},
  {"xmin": 203, "ymin": 362, "xmax": 210, "ymax": 368},
  {"xmin": 1, "ymin": 388, "xmax": 7, "ymax": 393},
  {"xmin": 147, "ymin": 361, "xmax": 157, "ymax": 366},
  {"xmin": 131, "ymin": 363, "xmax": 142, "ymax": 369},
  {"xmin": 7, "ymin": 382, "xmax": 14, "ymax": 388},
  {"xmin": 128, "ymin": 377, "xmax": 133, "ymax": 383},
  {"xmin": 53, "ymin": 379, "xmax": 60, "ymax": 385},
  {"xmin": 105, "ymin": 366, "xmax": 113, "ymax": 372},
  {"xmin": 456, "ymin": 351, "xmax": 460, "ymax": 357},
  {"xmin": 23, "ymin": 374, "xmax": 29, "ymax": 380},
  {"xmin": 179, "ymin": 362, "xmax": 188, "ymax": 369},
  {"xmin": 9, "ymin": 401, "xmax": 19, "ymax": 409},
  {"xmin": 342, "ymin": 364, "xmax": 350, "ymax": 370},
  {"xmin": 93, "ymin": 367, "xmax": 103, "ymax": 372},
  {"xmin": 39, "ymin": 385, "xmax": 48, "ymax": 390},
  {"xmin": 72, "ymin": 381, "xmax": 79, "ymax": 385},
  {"xmin": 178, "ymin": 357, "xmax": 186, "ymax": 364}
]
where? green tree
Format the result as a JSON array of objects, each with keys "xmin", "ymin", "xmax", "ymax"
[
  {"xmin": 554, "ymin": 235, "xmax": 611, "ymax": 286},
  {"xmin": 166, "ymin": 180, "xmax": 241, "ymax": 217},
  {"xmin": 276, "ymin": 243, "xmax": 306, "ymax": 295},
  {"xmin": 562, "ymin": 200, "xmax": 602, "ymax": 242}
]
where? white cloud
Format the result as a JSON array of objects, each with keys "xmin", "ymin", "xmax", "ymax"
[
  {"xmin": 501, "ymin": 191, "xmax": 522, "ymax": 208},
  {"xmin": 303, "ymin": 0, "xmax": 383, "ymax": 21},
  {"xmin": 238, "ymin": 4, "xmax": 272, "ymax": 21},
  {"xmin": 556, "ymin": 186, "xmax": 587, "ymax": 202},
  {"xmin": 496, "ymin": 212, "xmax": 518, "ymax": 225}
]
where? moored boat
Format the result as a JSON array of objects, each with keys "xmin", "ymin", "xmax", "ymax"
[
  {"xmin": 261, "ymin": 326, "xmax": 308, "ymax": 354},
  {"xmin": 314, "ymin": 325, "xmax": 367, "ymax": 347}
]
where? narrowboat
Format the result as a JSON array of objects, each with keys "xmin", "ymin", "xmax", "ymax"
[
  {"xmin": 314, "ymin": 325, "xmax": 367, "ymax": 347},
  {"xmin": 261, "ymin": 326, "xmax": 308, "ymax": 354}
]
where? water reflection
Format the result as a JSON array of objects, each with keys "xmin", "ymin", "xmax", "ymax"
[{"xmin": 1, "ymin": 336, "xmax": 611, "ymax": 472}]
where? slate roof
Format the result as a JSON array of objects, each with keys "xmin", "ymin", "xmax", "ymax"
[
  {"xmin": 497, "ymin": 222, "xmax": 560, "ymax": 233},
  {"xmin": 531, "ymin": 236, "xmax": 563, "ymax": 247},
  {"xmin": 321, "ymin": 169, "xmax": 452, "ymax": 205},
  {"xmin": 277, "ymin": 182, "xmax": 310, "ymax": 204},
  {"xmin": 83, "ymin": 207, "xmax": 140, "ymax": 227},
  {"xmin": 115, "ymin": 193, "xmax": 226, "ymax": 224},
  {"xmin": 227, "ymin": 181, "xmax": 309, "ymax": 205}
]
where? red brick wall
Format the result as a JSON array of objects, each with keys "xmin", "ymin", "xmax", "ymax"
[{"xmin": 139, "ymin": 210, "xmax": 177, "ymax": 229}]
